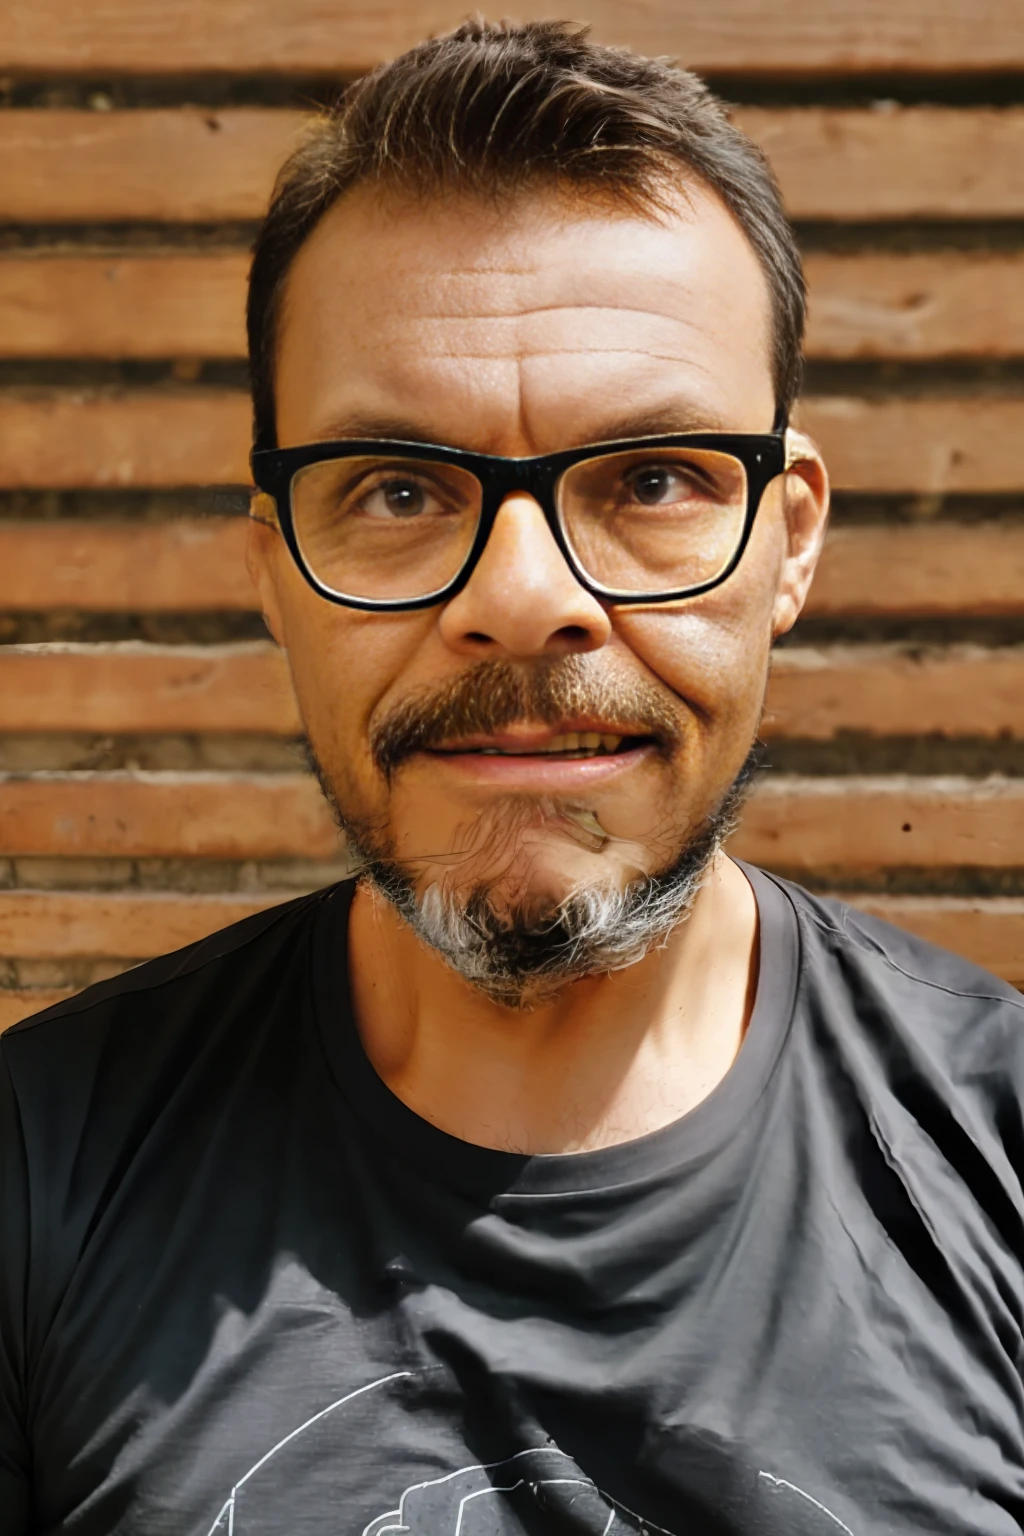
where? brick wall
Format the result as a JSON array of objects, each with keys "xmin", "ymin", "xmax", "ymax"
[{"xmin": 2, "ymin": 0, "xmax": 1023, "ymax": 1025}]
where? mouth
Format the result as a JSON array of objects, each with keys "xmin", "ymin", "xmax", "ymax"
[
  {"xmin": 436, "ymin": 732, "xmax": 646, "ymax": 760},
  {"xmin": 425, "ymin": 722, "xmax": 657, "ymax": 759}
]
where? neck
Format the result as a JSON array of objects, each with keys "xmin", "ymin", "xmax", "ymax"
[{"xmin": 347, "ymin": 853, "xmax": 759, "ymax": 1155}]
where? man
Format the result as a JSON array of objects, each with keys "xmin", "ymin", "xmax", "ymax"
[{"xmin": 2, "ymin": 18, "xmax": 1022, "ymax": 1534}]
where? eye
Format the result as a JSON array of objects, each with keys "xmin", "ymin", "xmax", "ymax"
[
  {"xmin": 358, "ymin": 476, "xmax": 437, "ymax": 520},
  {"xmin": 624, "ymin": 464, "xmax": 699, "ymax": 507}
]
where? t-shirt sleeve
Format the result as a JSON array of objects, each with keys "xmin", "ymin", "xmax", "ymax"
[{"xmin": 0, "ymin": 1039, "xmax": 31, "ymax": 1532}]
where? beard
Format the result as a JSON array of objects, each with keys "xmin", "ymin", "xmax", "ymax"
[{"xmin": 309, "ymin": 656, "xmax": 760, "ymax": 1009}]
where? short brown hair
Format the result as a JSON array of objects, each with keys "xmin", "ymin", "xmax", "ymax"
[{"xmin": 247, "ymin": 18, "xmax": 805, "ymax": 453}]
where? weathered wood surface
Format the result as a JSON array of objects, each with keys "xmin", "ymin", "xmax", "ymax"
[
  {"xmin": 0, "ymin": 889, "xmax": 280, "ymax": 958},
  {"xmin": 0, "ymin": 643, "xmax": 302, "ymax": 733},
  {"xmin": 4, "ymin": 392, "xmax": 1024, "ymax": 493},
  {"xmin": 6, "ymin": 250, "xmax": 1024, "ymax": 360},
  {"xmin": 740, "ymin": 108, "xmax": 1024, "ymax": 221},
  {"xmin": 2, "ymin": 889, "xmax": 1019, "ymax": 988},
  {"xmin": 0, "ymin": 772, "xmax": 342, "ymax": 859},
  {"xmin": 733, "ymin": 777, "xmax": 1024, "ymax": 872},
  {"xmin": 0, "ymin": 110, "xmax": 303, "ymax": 224},
  {"xmin": 2, "ymin": 642, "xmax": 1023, "ymax": 739},
  {"xmin": 802, "ymin": 253, "xmax": 1024, "ymax": 361},
  {"xmin": 851, "ymin": 896, "xmax": 1024, "ymax": 985},
  {"xmin": 0, "ymin": 254, "xmax": 251, "ymax": 359},
  {"xmin": 6, "ymin": 1, "xmax": 1022, "ymax": 75},
  {"xmin": 1, "ymin": 772, "xmax": 1019, "ymax": 867},
  {"xmin": 806, "ymin": 525, "xmax": 1024, "ymax": 620},
  {"xmin": 1, "ymin": 12, "xmax": 1022, "ymax": 1019},
  {"xmin": 764, "ymin": 646, "xmax": 1024, "ymax": 739},
  {"xmin": 3, "ymin": 519, "xmax": 1022, "ymax": 618},
  {"xmin": 4, "ymin": 109, "xmax": 1024, "ymax": 224},
  {"xmin": 0, "ymin": 519, "xmax": 255, "ymax": 611}
]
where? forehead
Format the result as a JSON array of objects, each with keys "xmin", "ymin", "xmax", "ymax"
[{"xmin": 273, "ymin": 181, "xmax": 776, "ymax": 451}]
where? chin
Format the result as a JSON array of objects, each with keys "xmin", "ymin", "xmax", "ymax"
[{"xmin": 407, "ymin": 803, "xmax": 664, "ymax": 912}]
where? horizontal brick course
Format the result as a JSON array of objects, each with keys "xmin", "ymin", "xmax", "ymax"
[
  {"xmin": 6, "ymin": 4, "xmax": 1023, "ymax": 76},
  {"xmin": 1, "ymin": 772, "xmax": 1021, "ymax": 869},
  {"xmin": 7, "ymin": 250, "xmax": 1024, "ymax": 361},
  {"xmin": 2, "ymin": 8, "xmax": 1022, "ymax": 1015},
  {"xmin": 2, "ymin": 642, "xmax": 1023, "ymax": 740}
]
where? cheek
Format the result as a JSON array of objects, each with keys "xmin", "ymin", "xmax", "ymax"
[
  {"xmin": 614, "ymin": 506, "xmax": 784, "ymax": 735},
  {"xmin": 274, "ymin": 580, "xmax": 433, "ymax": 779}
]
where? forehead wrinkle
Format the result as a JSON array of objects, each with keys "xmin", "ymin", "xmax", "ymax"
[
  {"xmin": 413, "ymin": 299, "xmax": 709, "ymax": 322},
  {"xmin": 387, "ymin": 347, "xmax": 714, "ymax": 365},
  {"xmin": 365, "ymin": 304, "xmax": 713, "ymax": 340},
  {"xmin": 361, "ymin": 298, "xmax": 756, "ymax": 380}
]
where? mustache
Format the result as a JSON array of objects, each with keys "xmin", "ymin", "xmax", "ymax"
[{"xmin": 369, "ymin": 657, "xmax": 686, "ymax": 778}]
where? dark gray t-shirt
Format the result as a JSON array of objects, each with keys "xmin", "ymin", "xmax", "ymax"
[{"xmin": 2, "ymin": 866, "xmax": 1023, "ymax": 1535}]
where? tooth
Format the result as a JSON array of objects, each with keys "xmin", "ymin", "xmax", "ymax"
[
  {"xmin": 563, "ymin": 732, "xmax": 581, "ymax": 751},
  {"xmin": 581, "ymin": 733, "xmax": 601, "ymax": 749},
  {"xmin": 601, "ymin": 734, "xmax": 622, "ymax": 752}
]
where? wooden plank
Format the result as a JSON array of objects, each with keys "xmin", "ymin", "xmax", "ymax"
[
  {"xmin": 797, "ymin": 397, "xmax": 1024, "ymax": 496},
  {"xmin": 0, "ymin": 519, "xmax": 254, "ymax": 611},
  {"xmin": 3, "ymin": 108, "xmax": 1024, "ymax": 224},
  {"xmin": 4, "ymin": 391, "xmax": 1024, "ymax": 494},
  {"xmin": 0, "ymin": 889, "xmax": 281, "ymax": 958},
  {"xmin": 0, "ymin": 392, "xmax": 251, "ymax": 489},
  {"xmin": 804, "ymin": 524, "xmax": 1024, "ymax": 620},
  {"xmin": 803, "ymin": 253, "xmax": 1024, "ymax": 362},
  {"xmin": 7, "ymin": 250, "xmax": 1024, "ymax": 361},
  {"xmin": 739, "ymin": 107, "xmax": 1024, "ymax": 221},
  {"xmin": 1, "ymin": 887, "xmax": 1018, "ymax": 985},
  {"xmin": 0, "ymin": 989, "xmax": 76, "ymax": 1032},
  {"xmin": 0, "ymin": 643, "xmax": 301, "ymax": 733},
  {"xmin": 732, "ymin": 776, "xmax": 1024, "ymax": 872},
  {"xmin": 2, "ymin": 641, "xmax": 1023, "ymax": 740},
  {"xmin": 847, "ymin": 895, "xmax": 1024, "ymax": 984},
  {"xmin": 5, "ymin": 0, "xmax": 1023, "ymax": 75},
  {"xmin": 1, "ymin": 772, "xmax": 1021, "ymax": 867},
  {"xmin": 0, "ymin": 253, "xmax": 249, "ymax": 359},
  {"xmin": 2, "ymin": 519, "xmax": 1022, "ymax": 619},
  {"xmin": 764, "ymin": 646, "xmax": 1024, "ymax": 740},
  {"xmin": 0, "ymin": 109, "xmax": 304, "ymax": 224},
  {"xmin": 0, "ymin": 772, "xmax": 341, "ymax": 859}
]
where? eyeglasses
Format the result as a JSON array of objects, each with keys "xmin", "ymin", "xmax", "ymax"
[{"xmin": 250, "ymin": 430, "xmax": 789, "ymax": 611}]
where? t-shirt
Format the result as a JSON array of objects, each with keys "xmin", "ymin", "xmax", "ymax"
[{"xmin": 2, "ymin": 864, "xmax": 1023, "ymax": 1536}]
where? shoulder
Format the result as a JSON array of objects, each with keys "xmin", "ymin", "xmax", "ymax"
[
  {"xmin": 1, "ymin": 883, "xmax": 352, "ymax": 1307},
  {"xmin": 0, "ymin": 883, "xmax": 352, "ymax": 1386},
  {"xmin": 761, "ymin": 869, "xmax": 1024, "ymax": 1156},
  {"xmin": 774, "ymin": 874, "xmax": 1022, "ymax": 1022},
  {"xmin": 1, "ymin": 883, "xmax": 350, "ymax": 1137}
]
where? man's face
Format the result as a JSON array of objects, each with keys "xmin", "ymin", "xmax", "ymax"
[{"xmin": 251, "ymin": 180, "xmax": 827, "ymax": 947}]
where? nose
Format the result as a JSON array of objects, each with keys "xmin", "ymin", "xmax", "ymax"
[{"xmin": 437, "ymin": 493, "xmax": 612, "ymax": 659}]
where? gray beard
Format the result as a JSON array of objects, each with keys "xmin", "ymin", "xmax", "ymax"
[{"xmin": 312, "ymin": 747, "xmax": 759, "ymax": 1010}]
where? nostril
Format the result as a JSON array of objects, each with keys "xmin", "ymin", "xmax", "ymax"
[{"xmin": 554, "ymin": 624, "xmax": 601, "ymax": 649}]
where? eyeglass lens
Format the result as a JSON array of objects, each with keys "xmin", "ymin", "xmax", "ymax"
[{"xmin": 289, "ymin": 447, "xmax": 749, "ymax": 603}]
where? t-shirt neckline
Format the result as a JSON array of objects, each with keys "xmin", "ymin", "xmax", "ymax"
[{"xmin": 312, "ymin": 862, "xmax": 800, "ymax": 1198}]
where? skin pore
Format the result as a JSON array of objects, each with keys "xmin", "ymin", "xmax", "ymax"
[{"xmin": 248, "ymin": 179, "xmax": 830, "ymax": 1155}]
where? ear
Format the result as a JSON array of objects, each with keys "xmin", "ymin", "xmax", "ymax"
[
  {"xmin": 771, "ymin": 430, "xmax": 831, "ymax": 641},
  {"xmin": 245, "ymin": 492, "xmax": 287, "ymax": 647}
]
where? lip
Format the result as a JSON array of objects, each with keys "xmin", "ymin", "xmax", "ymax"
[
  {"xmin": 427, "ymin": 720, "xmax": 657, "ymax": 754},
  {"xmin": 416, "ymin": 740, "xmax": 659, "ymax": 789}
]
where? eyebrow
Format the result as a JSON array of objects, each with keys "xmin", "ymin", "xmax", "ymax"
[
  {"xmin": 310, "ymin": 413, "xmax": 456, "ymax": 447},
  {"xmin": 577, "ymin": 405, "xmax": 735, "ymax": 440},
  {"xmin": 308, "ymin": 403, "xmax": 737, "ymax": 454}
]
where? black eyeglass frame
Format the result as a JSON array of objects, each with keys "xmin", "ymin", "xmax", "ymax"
[{"xmin": 250, "ymin": 429, "xmax": 789, "ymax": 612}]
